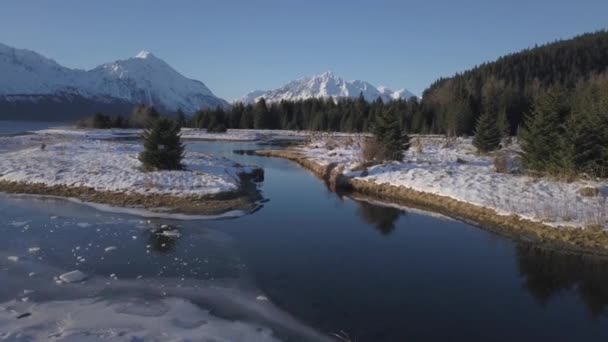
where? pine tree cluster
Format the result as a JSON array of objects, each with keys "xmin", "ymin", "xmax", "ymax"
[{"xmin": 521, "ymin": 76, "xmax": 608, "ymax": 178}]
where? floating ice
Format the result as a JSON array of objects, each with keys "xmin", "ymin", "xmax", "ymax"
[
  {"xmin": 159, "ymin": 229, "xmax": 181, "ymax": 238},
  {"xmin": 58, "ymin": 270, "xmax": 87, "ymax": 283}
]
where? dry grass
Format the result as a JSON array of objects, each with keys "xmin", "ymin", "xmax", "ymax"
[
  {"xmin": 579, "ymin": 186, "xmax": 600, "ymax": 197},
  {"xmin": 0, "ymin": 180, "xmax": 257, "ymax": 215},
  {"xmin": 493, "ymin": 152, "xmax": 509, "ymax": 173},
  {"xmin": 412, "ymin": 138, "xmax": 424, "ymax": 154},
  {"xmin": 361, "ymin": 138, "xmax": 387, "ymax": 163}
]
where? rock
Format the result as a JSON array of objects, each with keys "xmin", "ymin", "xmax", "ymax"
[{"xmin": 59, "ymin": 270, "xmax": 87, "ymax": 283}]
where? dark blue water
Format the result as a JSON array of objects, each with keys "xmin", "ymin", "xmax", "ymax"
[
  {"xmin": 0, "ymin": 120, "xmax": 59, "ymax": 135},
  {"xmin": 0, "ymin": 135, "xmax": 607, "ymax": 341}
]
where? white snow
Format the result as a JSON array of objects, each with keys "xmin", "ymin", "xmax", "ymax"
[
  {"xmin": 297, "ymin": 135, "xmax": 608, "ymax": 229},
  {"xmin": 0, "ymin": 297, "xmax": 284, "ymax": 342},
  {"xmin": 0, "ymin": 42, "xmax": 228, "ymax": 112},
  {"xmin": 238, "ymin": 71, "xmax": 416, "ymax": 104},
  {"xmin": 0, "ymin": 138, "xmax": 256, "ymax": 197}
]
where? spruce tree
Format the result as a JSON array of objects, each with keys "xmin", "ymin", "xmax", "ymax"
[
  {"xmin": 253, "ymin": 98, "xmax": 269, "ymax": 129},
  {"xmin": 139, "ymin": 118, "xmax": 184, "ymax": 171},
  {"xmin": 175, "ymin": 109, "xmax": 187, "ymax": 128},
  {"xmin": 520, "ymin": 88, "xmax": 571, "ymax": 175},
  {"xmin": 473, "ymin": 112, "xmax": 501, "ymax": 153},
  {"xmin": 568, "ymin": 76, "xmax": 608, "ymax": 177},
  {"xmin": 373, "ymin": 107, "xmax": 409, "ymax": 161}
]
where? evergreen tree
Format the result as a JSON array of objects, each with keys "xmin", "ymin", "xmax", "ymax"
[
  {"xmin": 175, "ymin": 109, "xmax": 187, "ymax": 128},
  {"xmin": 253, "ymin": 98, "xmax": 270, "ymax": 129},
  {"xmin": 139, "ymin": 118, "xmax": 184, "ymax": 171},
  {"xmin": 568, "ymin": 75, "xmax": 608, "ymax": 177},
  {"xmin": 473, "ymin": 112, "xmax": 502, "ymax": 153},
  {"xmin": 520, "ymin": 88, "xmax": 572, "ymax": 175},
  {"xmin": 373, "ymin": 107, "xmax": 409, "ymax": 161}
]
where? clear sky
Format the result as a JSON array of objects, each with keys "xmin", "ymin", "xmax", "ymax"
[{"xmin": 0, "ymin": 0, "xmax": 606, "ymax": 100}]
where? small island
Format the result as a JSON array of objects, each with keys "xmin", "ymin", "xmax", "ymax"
[{"xmin": 0, "ymin": 118, "xmax": 263, "ymax": 216}]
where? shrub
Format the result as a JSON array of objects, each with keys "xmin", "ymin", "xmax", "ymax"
[
  {"xmin": 362, "ymin": 138, "xmax": 388, "ymax": 163},
  {"xmin": 493, "ymin": 152, "xmax": 509, "ymax": 173},
  {"xmin": 131, "ymin": 105, "xmax": 160, "ymax": 128},
  {"xmin": 139, "ymin": 118, "xmax": 184, "ymax": 171},
  {"xmin": 207, "ymin": 123, "xmax": 227, "ymax": 133},
  {"xmin": 579, "ymin": 187, "xmax": 600, "ymax": 197},
  {"xmin": 412, "ymin": 138, "xmax": 424, "ymax": 154}
]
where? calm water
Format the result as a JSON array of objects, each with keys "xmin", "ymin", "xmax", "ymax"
[
  {"xmin": 0, "ymin": 120, "xmax": 60, "ymax": 135},
  {"xmin": 0, "ymin": 129, "xmax": 607, "ymax": 341}
]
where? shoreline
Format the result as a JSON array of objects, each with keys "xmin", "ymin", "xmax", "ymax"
[
  {"xmin": 0, "ymin": 179, "xmax": 260, "ymax": 216},
  {"xmin": 255, "ymin": 149, "xmax": 608, "ymax": 257}
]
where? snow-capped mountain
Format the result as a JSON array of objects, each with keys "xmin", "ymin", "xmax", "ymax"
[
  {"xmin": 85, "ymin": 51, "xmax": 227, "ymax": 113},
  {"xmin": 0, "ymin": 42, "xmax": 228, "ymax": 120},
  {"xmin": 238, "ymin": 71, "xmax": 415, "ymax": 104}
]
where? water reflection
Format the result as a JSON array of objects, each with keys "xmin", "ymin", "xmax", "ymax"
[
  {"xmin": 356, "ymin": 201, "xmax": 402, "ymax": 235},
  {"xmin": 517, "ymin": 243, "xmax": 608, "ymax": 318}
]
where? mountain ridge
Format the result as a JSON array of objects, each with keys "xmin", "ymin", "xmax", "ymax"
[
  {"xmin": 238, "ymin": 71, "xmax": 415, "ymax": 104},
  {"xmin": 0, "ymin": 43, "xmax": 228, "ymax": 118}
]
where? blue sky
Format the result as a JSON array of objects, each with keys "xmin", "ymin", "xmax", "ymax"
[{"xmin": 0, "ymin": 0, "xmax": 606, "ymax": 100}]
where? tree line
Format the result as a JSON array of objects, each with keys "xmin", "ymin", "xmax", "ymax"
[{"xmin": 78, "ymin": 30, "xmax": 608, "ymax": 178}]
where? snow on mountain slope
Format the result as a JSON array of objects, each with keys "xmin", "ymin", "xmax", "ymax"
[
  {"xmin": 0, "ymin": 43, "xmax": 88, "ymax": 96},
  {"xmin": 238, "ymin": 71, "xmax": 415, "ymax": 104},
  {"xmin": 86, "ymin": 51, "xmax": 228, "ymax": 112},
  {"xmin": 0, "ymin": 43, "xmax": 228, "ymax": 113}
]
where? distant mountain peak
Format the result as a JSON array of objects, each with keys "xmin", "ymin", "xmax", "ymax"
[
  {"xmin": 238, "ymin": 72, "xmax": 415, "ymax": 104},
  {"xmin": 0, "ymin": 42, "xmax": 229, "ymax": 114},
  {"xmin": 135, "ymin": 50, "xmax": 154, "ymax": 59}
]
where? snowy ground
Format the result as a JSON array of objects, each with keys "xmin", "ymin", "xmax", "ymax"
[
  {"xmin": 296, "ymin": 135, "xmax": 608, "ymax": 230},
  {"xmin": 0, "ymin": 136, "xmax": 257, "ymax": 197},
  {"xmin": 32, "ymin": 126, "xmax": 362, "ymax": 142}
]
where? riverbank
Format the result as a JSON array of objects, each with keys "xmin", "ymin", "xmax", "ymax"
[{"xmin": 256, "ymin": 139, "xmax": 608, "ymax": 256}]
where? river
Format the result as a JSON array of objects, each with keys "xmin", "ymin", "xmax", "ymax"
[{"xmin": 0, "ymin": 125, "xmax": 607, "ymax": 341}]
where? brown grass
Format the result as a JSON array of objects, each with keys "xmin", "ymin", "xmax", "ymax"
[
  {"xmin": 493, "ymin": 152, "xmax": 509, "ymax": 174},
  {"xmin": 0, "ymin": 180, "xmax": 257, "ymax": 215},
  {"xmin": 579, "ymin": 186, "xmax": 600, "ymax": 197}
]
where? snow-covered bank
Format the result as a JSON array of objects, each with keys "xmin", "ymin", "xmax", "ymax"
[
  {"xmin": 279, "ymin": 136, "xmax": 608, "ymax": 230},
  {"xmin": 31, "ymin": 126, "xmax": 362, "ymax": 142},
  {"xmin": 0, "ymin": 139, "xmax": 255, "ymax": 197},
  {"xmin": 0, "ymin": 131, "xmax": 264, "ymax": 215}
]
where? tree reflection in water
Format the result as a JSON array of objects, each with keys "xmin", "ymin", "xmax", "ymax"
[
  {"xmin": 356, "ymin": 201, "xmax": 403, "ymax": 235},
  {"xmin": 516, "ymin": 243, "xmax": 608, "ymax": 318}
]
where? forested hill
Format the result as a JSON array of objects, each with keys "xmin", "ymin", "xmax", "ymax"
[{"xmin": 418, "ymin": 30, "xmax": 608, "ymax": 135}]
